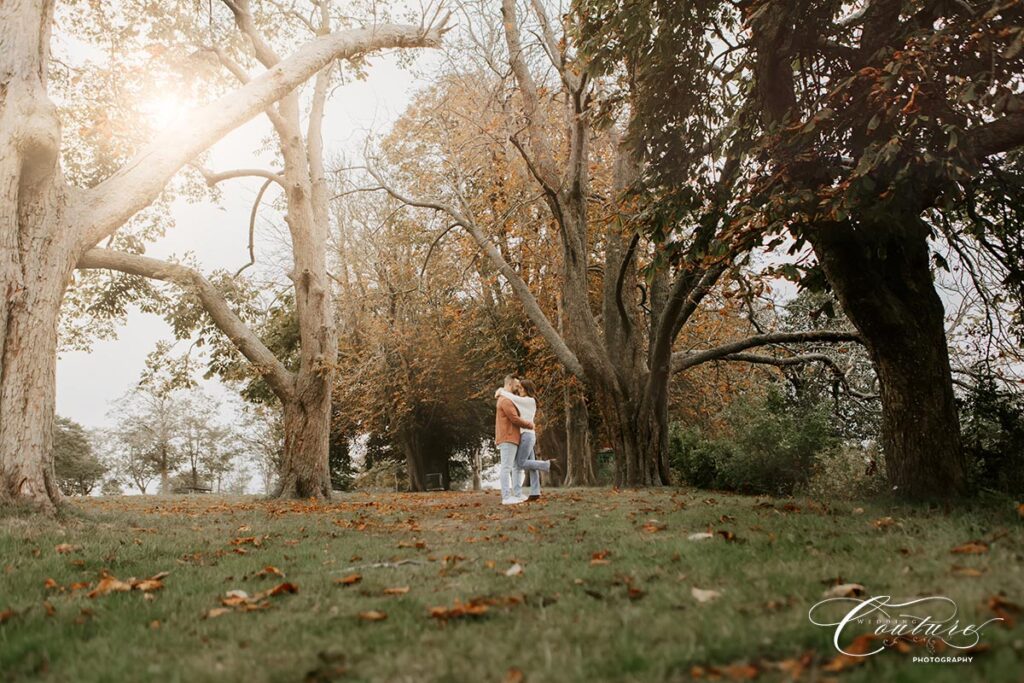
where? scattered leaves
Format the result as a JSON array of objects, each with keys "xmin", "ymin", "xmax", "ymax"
[
  {"xmin": 951, "ymin": 541, "xmax": 989, "ymax": 555},
  {"xmin": 822, "ymin": 583, "xmax": 865, "ymax": 599},
  {"xmin": 691, "ymin": 587, "xmax": 722, "ymax": 603},
  {"xmin": 334, "ymin": 574, "xmax": 362, "ymax": 586}
]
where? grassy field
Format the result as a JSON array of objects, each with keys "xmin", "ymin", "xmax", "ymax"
[{"xmin": 0, "ymin": 489, "xmax": 1021, "ymax": 682}]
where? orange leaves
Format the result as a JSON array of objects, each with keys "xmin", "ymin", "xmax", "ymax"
[
  {"xmin": 503, "ymin": 667, "xmax": 525, "ymax": 683},
  {"xmin": 987, "ymin": 594, "xmax": 1020, "ymax": 628},
  {"xmin": 254, "ymin": 566, "xmax": 285, "ymax": 579},
  {"xmin": 89, "ymin": 571, "xmax": 168, "ymax": 598},
  {"xmin": 335, "ymin": 574, "xmax": 362, "ymax": 587},
  {"xmin": 429, "ymin": 595, "xmax": 523, "ymax": 622},
  {"xmin": 590, "ymin": 550, "xmax": 611, "ymax": 566},
  {"xmin": 54, "ymin": 543, "xmax": 79, "ymax": 555},
  {"xmin": 383, "ymin": 586, "xmax": 410, "ymax": 595},
  {"xmin": 357, "ymin": 610, "xmax": 387, "ymax": 622},
  {"xmin": 871, "ymin": 516, "xmax": 897, "ymax": 530},
  {"xmin": 0, "ymin": 608, "xmax": 17, "ymax": 624},
  {"xmin": 951, "ymin": 540, "xmax": 989, "ymax": 555},
  {"xmin": 429, "ymin": 599, "xmax": 489, "ymax": 621},
  {"xmin": 640, "ymin": 520, "xmax": 667, "ymax": 533},
  {"xmin": 206, "ymin": 582, "xmax": 298, "ymax": 618}
]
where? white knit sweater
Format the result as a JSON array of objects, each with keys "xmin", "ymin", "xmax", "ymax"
[{"xmin": 497, "ymin": 389, "xmax": 536, "ymax": 433}]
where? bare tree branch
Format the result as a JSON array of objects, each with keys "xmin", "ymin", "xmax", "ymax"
[{"xmin": 672, "ymin": 330, "xmax": 863, "ymax": 373}]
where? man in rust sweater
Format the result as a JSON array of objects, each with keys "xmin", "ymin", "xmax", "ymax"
[{"xmin": 495, "ymin": 375, "xmax": 534, "ymax": 505}]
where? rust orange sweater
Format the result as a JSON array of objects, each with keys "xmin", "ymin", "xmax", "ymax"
[{"xmin": 495, "ymin": 396, "xmax": 533, "ymax": 445}]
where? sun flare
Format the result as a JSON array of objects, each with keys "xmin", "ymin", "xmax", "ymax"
[{"xmin": 141, "ymin": 95, "xmax": 188, "ymax": 131}]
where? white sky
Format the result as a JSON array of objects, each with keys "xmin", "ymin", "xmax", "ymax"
[{"xmin": 56, "ymin": 50, "xmax": 438, "ymax": 429}]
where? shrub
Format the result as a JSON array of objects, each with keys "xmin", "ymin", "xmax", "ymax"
[
  {"xmin": 959, "ymin": 376, "xmax": 1024, "ymax": 497},
  {"xmin": 670, "ymin": 387, "xmax": 839, "ymax": 496},
  {"xmin": 805, "ymin": 444, "xmax": 888, "ymax": 500}
]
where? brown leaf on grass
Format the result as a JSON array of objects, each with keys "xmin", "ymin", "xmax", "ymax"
[
  {"xmin": 951, "ymin": 565, "xmax": 986, "ymax": 577},
  {"xmin": 54, "ymin": 543, "xmax": 78, "ymax": 555},
  {"xmin": 717, "ymin": 530, "xmax": 737, "ymax": 542},
  {"xmin": 820, "ymin": 633, "xmax": 881, "ymax": 672},
  {"xmin": 505, "ymin": 563, "xmax": 523, "ymax": 577},
  {"xmin": 229, "ymin": 536, "xmax": 262, "ymax": 548},
  {"xmin": 987, "ymin": 594, "xmax": 1021, "ymax": 628},
  {"xmin": 43, "ymin": 601, "xmax": 56, "ymax": 617},
  {"xmin": 131, "ymin": 572, "xmax": 169, "ymax": 593},
  {"xmin": 503, "ymin": 667, "xmax": 525, "ymax": 683},
  {"xmin": 334, "ymin": 574, "xmax": 362, "ymax": 586},
  {"xmin": 0, "ymin": 608, "xmax": 17, "ymax": 624},
  {"xmin": 641, "ymin": 520, "xmax": 667, "ymax": 533},
  {"xmin": 254, "ymin": 566, "xmax": 285, "ymax": 579},
  {"xmin": 690, "ymin": 662, "xmax": 759, "ymax": 680},
  {"xmin": 383, "ymin": 586, "xmax": 410, "ymax": 595},
  {"xmin": 429, "ymin": 599, "xmax": 490, "ymax": 621},
  {"xmin": 256, "ymin": 582, "xmax": 298, "ymax": 599},
  {"xmin": 1017, "ymin": 502, "xmax": 1024, "ymax": 518},
  {"xmin": 590, "ymin": 550, "xmax": 611, "ymax": 565},
  {"xmin": 688, "ymin": 532, "xmax": 714, "ymax": 541},
  {"xmin": 88, "ymin": 575, "xmax": 132, "ymax": 598},
  {"xmin": 822, "ymin": 583, "xmax": 865, "ymax": 599},
  {"xmin": 627, "ymin": 586, "xmax": 646, "ymax": 600},
  {"xmin": 951, "ymin": 540, "xmax": 989, "ymax": 554},
  {"xmin": 357, "ymin": 610, "xmax": 387, "ymax": 622},
  {"xmin": 43, "ymin": 578, "xmax": 60, "ymax": 591},
  {"xmin": 68, "ymin": 581, "xmax": 91, "ymax": 592},
  {"xmin": 204, "ymin": 607, "xmax": 232, "ymax": 619},
  {"xmin": 872, "ymin": 516, "xmax": 896, "ymax": 529}
]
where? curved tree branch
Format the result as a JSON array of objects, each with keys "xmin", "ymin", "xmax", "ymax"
[
  {"xmin": 672, "ymin": 330, "xmax": 863, "ymax": 373},
  {"xmin": 77, "ymin": 21, "xmax": 450, "ymax": 250},
  {"xmin": 77, "ymin": 248, "xmax": 296, "ymax": 401}
]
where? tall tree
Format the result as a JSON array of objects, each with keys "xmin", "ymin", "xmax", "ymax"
[
  {"xmin": 371, "ymin": 0, "xmax": 858, "ymax": 485},
  {"xmin": 0, "ymin": 0, "xmax": 446, "ymax": 511},
  {"xmin": 52, "ymin": 416, "xmax": 106, "ymax": 496},
  {"xmin": 741, "ymin": 0, "xmax": 1024, "ymax": 496}
]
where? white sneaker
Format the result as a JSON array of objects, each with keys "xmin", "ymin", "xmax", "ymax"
[{"xmin": 501, "ymin": 495, "xmax": 528, "ymax": 505}]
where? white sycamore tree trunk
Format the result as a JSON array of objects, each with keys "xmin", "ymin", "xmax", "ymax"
[{"xmin": 0, "ymin": 0, "xmax": 446, "ymax": 511}]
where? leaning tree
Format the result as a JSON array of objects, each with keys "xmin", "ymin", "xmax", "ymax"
[
  {"xmin": 0, "ymin": 0, "xmax": 446, "ymax": 511},
  {"xmin": 742, "ymin": 0, "xmax": 1024, "ymax": 496},
  {"xmin": 368, "ymin": 0, "xmax": 859, "ymax": 486}
]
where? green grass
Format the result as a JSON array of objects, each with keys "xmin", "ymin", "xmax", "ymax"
[{"xmin": 0, "ymin": 489, "xmax": 1021, "ymax": 682}]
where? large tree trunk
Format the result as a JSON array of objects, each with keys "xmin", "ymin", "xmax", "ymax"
[
  {"xmin": 562, "ymin": 383, "xmax": 596, "ymax": 486},
  {"xmin": 810, "ymin": 218, "xmax": 967, "ymax": 497},
  {"xmin": 0, "ymin": 0, "xmax": 68, "ymax": 512},
  {"xmin": 276, "ymin": 390, "xmax": 332, "ymax": 498}
]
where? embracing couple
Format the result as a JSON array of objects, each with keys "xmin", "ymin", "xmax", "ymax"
[{"xmin": 494, "ymin": 375, "xmax": 562, "ymax": 505}]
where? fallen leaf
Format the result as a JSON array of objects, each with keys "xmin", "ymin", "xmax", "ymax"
[
  {"xmin": 254, "ymin": 566, "xmax": 285, "ymax": 579},
  {"xmin": 0, "ymin": 608, "xmax": 17, "ymax": 624},
  {"xmin": 872, "ymin": 517, "xmax": 896, "ymax": 529},
  {"xmin": 429, "ymin": 599, "xmax": 490, "ymax": 621},
  {"xmin": 1017, "ymin": 502, "xmax": 1024, "ymax": 518},
  {"xmin": 987, "ymin": 594, "xmax": 1020, "ymax": 628},
  {"xmin": 505, "ymin": 563, "xmax": 523, "ymax": 577},
  {"xmin": 43, "ymin": 601, "xmax": 56, "ymax": 617},
  {"xmin": 688, "ymin": 532, "xmax": 714, "ymax": 541},
  {"xmin": 951, "ymin": 541, "xmax": 989, "ymax": 555},
  {"xmin": 204, "ymin": 607, "xmax": 232, "ymax": 619},
  {"xmin": 88, "ymin": 575, "xmax": 132, "ymax": 598},
  {"xmin": 822, "ymin": 583, "xmax": 865, "ymax": 599},
  {"xmin": 951, "ymin": 565, "xmax": 985, "ymax": 577},
  {"xmin": 256, "ymin": 582, "xmax": 298, "ymax": 599},
  {"xmin": 43, "ymin": 578, "xmax": 60, "ymax": 591},
  {"xmin": 691, "ymin": 587, "xmax": 721, "ymax": 603},
  {"xmin": 54, "ymin": 544, "xmax": 77, "ymax": 555},
  {"xmin": 358, "ymin": 610, "xmax": 387, "ymax": 622},
  {"xmin": 335, "ymin": 574, "xmax": 362, "ymax": 586},
  {"xmin": 383, "ymin": 586, "xmax": 410, "ymax": 595},
  {"xmin": 149, "ymin": 620, "xmax": 160, "ymax": 630},
  {"xmin": 641, "ymin": 520, "xmax": 667, "ymax": 533},
  {"xmin": 590, "ymin": 550, "xmax": 611, "ymax": 565},
  {"xmin": 503, "ymin": 667, "xmax": 525, "ymax": 683}
]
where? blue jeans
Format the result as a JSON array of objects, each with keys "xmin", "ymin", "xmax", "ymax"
[
  {"xmin": 515, "ymin": 431, "xmax": 548, "ymax": 496},
  {"xmin": 498, "ymin": 442, "xmax": 522, "ymax": 500}
]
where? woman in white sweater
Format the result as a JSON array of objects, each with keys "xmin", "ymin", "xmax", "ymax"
[{"xmin": 495, "ymin": 378, "xmax": 561, "ymax": 500}]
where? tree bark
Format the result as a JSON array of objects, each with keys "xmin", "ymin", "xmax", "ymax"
[
  {"xmin": 562, "ymin": 383, "xmax": 596, "ymax": 487},
  {"xmin": 809, "ymin": 218, "xmax": 967, "ymax": 497},
  {"xmin": 276, "ymin": 395, "xmax": 332, "ymax": 498}
]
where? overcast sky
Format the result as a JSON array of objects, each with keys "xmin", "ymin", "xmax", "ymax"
[{"xmin": 56, "ymin": 49, "xmax": 437, "ymax": 429}]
